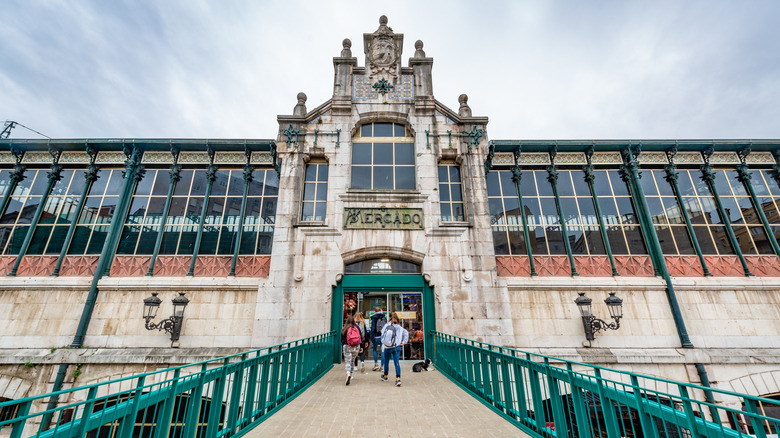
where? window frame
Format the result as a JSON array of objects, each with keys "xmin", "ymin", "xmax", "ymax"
[{"xmin": 350, "ymin": 122, "xmax": 416, "ymax": 191}]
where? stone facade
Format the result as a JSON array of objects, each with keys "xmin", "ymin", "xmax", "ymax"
[{"xmin": 1, "ymin": 16, "xmax": 779, "ymax": 408}]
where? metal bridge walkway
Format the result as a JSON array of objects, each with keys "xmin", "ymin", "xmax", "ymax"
[{"xmin": 246, "ymin": 364, "xmax": 525, "ymax": 437}]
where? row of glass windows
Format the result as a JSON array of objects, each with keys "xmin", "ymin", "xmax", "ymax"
[
  {"xmin": 0, "ymin": 166, "xmax": 278, "ymax": 257},
  {"xmin": 486, "ymin": 167, "xmax": 780, "ymax": 258}
]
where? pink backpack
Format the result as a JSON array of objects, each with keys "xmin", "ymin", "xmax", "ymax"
[{"xmin": 346, "ymin": 326, "xmax": 361, "ymax": 346}]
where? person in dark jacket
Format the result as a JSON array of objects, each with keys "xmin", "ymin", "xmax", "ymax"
[{"xmin": 369, "ymin": 307, "xmax": 386, "ymax": 371}]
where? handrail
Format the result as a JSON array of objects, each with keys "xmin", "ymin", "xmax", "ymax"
[
  {"xmin": 0, "ymin": 331, "xmax": 337, "ymax": 438},
  {"xmin": 432, "ymin": 331, "xmax": 780, "ymax": 438}
]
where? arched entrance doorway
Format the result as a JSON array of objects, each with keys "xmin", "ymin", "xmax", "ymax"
[{"xmin": 330, "ymin": 258, "xmax": 436, "ymax": 363}]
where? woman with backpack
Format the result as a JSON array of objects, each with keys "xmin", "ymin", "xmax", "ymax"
[
  {"xmin": 353, "ymin": 312, "xmax": 369, "ymax": 373},
  {"xmin": 341, "ymin": 315, "xmax": 363, "ymax": 385},
  {"xmin": 380, "ymin": 312, "xmax": 409, "ymax": 387}
]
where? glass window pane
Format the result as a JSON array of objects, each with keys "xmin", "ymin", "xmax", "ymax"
[
  {"xmin": 736, "ymin": 196, "xmax": 759, "ymax": 224},
  {"xmin": 449, "ymin": 166, "xmax": 461, "ymax": 183},
  {"xmin": 504, "ymin": 198, "xmax": 521, "ymax": 225},
  {"xmin": 656, "ymin": 171, "xmax": 675, "ymax": 196},
  {"xmin": 261, "ymin": 198, "xmax": 276, "ymax": 224},
  {"xmin": 546, "ymin": 226, "xmax": 566, "ymax": 254},
  {"xmin": 314, "ymin": 202, "xmax": 326, "ymax": 221},
  {"xmin": 211, "ymin": 171, "xmax": 229, "ymax": 196},
  {"xmin": 315, "ymin": 182, "xmax": 327, "ymax": 201},
  {"xmin": 28, "ymin": 172, "xmax": 50, "ymax": 196},
  {"xmin": 486, "ymin": 172, "xmax": 501, "ymax": 197},
  {"xmin": 174, "ymin": 171, "xmax": 193, "ymax": 196},
  {"xmin": 264, "ymin": 171, "xmax": 279, "ymax": 196},
  {"xmin": 749, "ymin": 225, "xmax": 774, "ymax": 254},
  {"xmin": 559, "ymin": 198, "xmax": 579, "ymax": 224},
  {"xmin": 663, "ymin": 197, "xmax": 683, "ymax": 224},
  {"xmin": 395, "ymin": 143, "xmax": 414, "ymax": 165},
  {"xmin": 640, "ymin": 172, "xmax": 658, "ymax": 196},
  {"xmin": 499, "ymin": 171, "xmax": 517, "ymax": 197},
  {"xmin": 68, "ymin": 226, "xmax": 90, "ymax": 254},
  {"xmin": 616, "ymin": 197, "xmax": 638, "ymax": 224},
  {"xmin": 535, "ymin": 171, "xmax": 553, "ymax": 197},
  {"xmin": 608, "ymin": 171, "xmax": 630, "ymax": 196},
  {"xmin": 529, "ymin": 225, "xmax": 545, "ymax": 254},
  {"xmin": 116, "ymin": 226, "xmax": 140, "ymax": 254},
  {"xmin": 374, "ymin": 143, "xmax": 393, "ymax": 165},
  {"xmin": 646, "ymin": 197, "xmax": 667, "ymax": 224},
  {"xmin": 539, "ymin": 198, "xmax": 559, "ymax": 225},
  {"xmin": 693, "ymin": 226, "xmax": 717, "ymax": 255},
  {"xmin": 301, "ymin": 203, "xmax": 314, "ymax": 221},
  {"xmin": 712, "ymin": 170, "xmax": 733, "ymax": 196},
  {"xmin": 655, "ymin": 225, "xmax": 677, "ymax": 255},
  {"xmin": 568, "ymin": 226, "xmax": 587, "ymax": 254},
  {"xmin": 606, "ymin": 226, "xmax": 628, "ymax": 255},
  {"xmin": 199, "ymin": 226, "xmax": 218, "ymax": 255},
  {"xmin": 451, "ymin": 184, "xmax": 463, "ymax": 202},
  {"xmin": 17, "ymin": 197, "xmax": 42, "ymax": 224},
  {"xmin": 492, "ymin": 228, "xmax": 509, "ymax": 255},
  {"xmin": 27, "ymin": 225, "xmax": 51, "ymax": 254},
  {"xmin": 305, "ymin": 165, "xmax": 317, "ymax": 182},
  {"xmin": 318, "ymin": 164, "xmax": 328, "ymax": 182},
  {"xmin": 303, "ymin": 182, "xmax": 316, "ymax": 201},
  {"xmin": 87, "ymin": 225, "xmax": 109, "ymax": 254},
  {"xmin": 373, "ymin": 166, "xmax": 393, "ymax": 189},
  {"xmin": 136, "ymin": 226, "xmax": 158, "ymax": 255},
  {"xmin": 557, "ymin": 172, "xmax": 575, "ymax": 197},
  {"xmin": 520, "ymin": 170, "xmax": 536, "ymax": 196},
  {"xmin": 440, "ymin": 203, "xmax": 452, "ymax": 221},
  {"xmin": 218, "ymin": 227, "xmax": 237, "ymax": 255},
  {"xmin": 508, "ymin": 226, "xmax": 526, "ymax": 255},
  {"xmin": 732, "ymin": 225, "xmax": 756, "ymax": 255},
  {"xmin": 671, "ymin": 226, "xmax": 695, "ymax": 255},
  {"xmin": 624, "ymin": 226, "xmax": 647, "ymax": 254},
  {"xmin": 439, "ymin": 184, "xmax": 450, "ymax": 202},
  {"xmin": 585, "ymin": 226, "xmax": 606, "ymax": 254},
  {"xmin": 489, "ymin": 199, "xmax": 505, "ymax": 225},
  {"xmin": 711, "ymin": 226, "xmax": 734, "ymax": 254},
  {"xmin": 394, "ymin": 123, "xmax": 405, "ymax": 137},
  {"xmin": 134, "ymin": 172, "xmax": 155, "ymax": 196},
  {"xmin": 361, "ymin": 124, "xmax": 372, "ymax": 137},
  {"xmin": 395, "ymin": 167, "xmax": 415, "ymax": 189},
  {"xmin": 374, "ymin": 123, "xmax": 393, "ymax": 137},
  {"xmin": 593, "ymin": 171, "xmax": 612, "ymax": 197},
  {"xmin": 572, "ymin": 172, "xmax": 591, "ymax": 197},
  {"xmin": 190, "ymin": 171, "xmax": 208, "ymax": 196},
  {"xmin": 239, "ymin": 226, "xmax": 257, "ymax": 255},
  {"xmin": 452, "ymin": 203, "xmax": 464, "ymax": 221},
  {"xmin": 45, "ymin": 226, "xmax": 68, "ymax": 255},
  {"xmin": 160, "ymin": 229, "xmax": 180, "ymax": 254},
  {"xmin": 178, "ymin": 229, "xmax": 197, "ymax": 255},
  {"xmin": 352, "ymin": 167, "xmax": 371, "ymax": 189},
  {"xmin": 523, "ymin": 198, "xmax": 541, "ymax": 226},
  {"xmin": 578, "ymin": 198, "xmax": 598, "ymax": 225},
  {"xmin": 353, "ymin": 143, "xmax": 371, "ymax": 165},
  {"xmin": 104, "ymin": 171, "xmax": 124, "ymax": 197},
  {"xmin": 145, "ymin": 197, "xmax": 166, "ymax": 223}
]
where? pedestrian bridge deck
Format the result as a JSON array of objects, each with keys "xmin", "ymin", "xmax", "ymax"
[{"xmin": 246, "ymin": 363, "xmax": 524, "ymax": 437}]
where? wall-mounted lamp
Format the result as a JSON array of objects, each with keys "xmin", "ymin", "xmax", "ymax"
[
  {"xmin": 143, "ymin": 292, "xmax": 189, "ymax": 347},
  {"xmin": 574, "ymin": 292, "xmax": 623, "ymax": 346}
]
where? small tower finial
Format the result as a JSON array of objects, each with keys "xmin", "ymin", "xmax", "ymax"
[
  {"xmin": 458, "ymin": 94, "xmax": 472, "ymax": 117},
  {"xmin": 293, "ymin": 92, "xmax": 307, "ymax": 116},
  {"xmin": 379, "ymin": 15, "xmax": 388, "ymax": 26},
  {"xmin": 341, "ymin": 38, "xmax": 352, "ymax": 57},
  {"xmin": 414, "ymin": 40, "xmax": 425, "ymax": 58}
]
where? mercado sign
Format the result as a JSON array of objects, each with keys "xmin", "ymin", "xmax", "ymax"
[{"xmin": 343, "ymin": 207, "xmax": 424, "ymax": 230}]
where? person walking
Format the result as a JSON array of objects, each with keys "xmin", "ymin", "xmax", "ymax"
[
  {"xmin": 341, "ymin": 315, "xmax": 363, "ymax": 385},
  {"xmin": 354, "ymin": 312, "xmax": 369, "ymax": 373},
  {"xmin": 380, "ymin": 312, "xmax": 409, "ymax": 387},
  {"xmin": 370, "ymin": 306, "xmax": 387, "ymax": 371}
]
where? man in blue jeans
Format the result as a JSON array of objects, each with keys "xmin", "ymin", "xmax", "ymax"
[
  {"xmin": 370, "ymin": 307, "xmax": 386, "ymax": 371},
  {"xmin": 380, "ymin": 312, "xmax": 409, "ymax": 387}
]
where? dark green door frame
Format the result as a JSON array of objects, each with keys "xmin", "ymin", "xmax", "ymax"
[{"xmin": 331, "ymin": 274, "xmax": 436, "ymax": 363}]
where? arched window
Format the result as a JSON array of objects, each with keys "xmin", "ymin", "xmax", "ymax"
[
  {"xmin": 345, "ymin": 258, "xmax": 421, "ymax": 274},
  {"xmin": 351, "ymin": 122, "xmax": 415, "ymax": 190}
]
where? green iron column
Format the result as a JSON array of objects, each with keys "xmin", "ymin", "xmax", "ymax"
[
  {"xmin": 146, "ymin": 157, "xmax": 181, "ymax": 276},
  {"xmin": 511, "ymin": 150, "xmax": 536, "ymax": 276},
  {"xmin": 583, "ymin": 162, "xmax": 619, "ymax": 276},
  {"xmin": 735, "ymin": 162, "xmax": 780, "ymax": 257},
  {"xmin": 187, "ymin": 163, "xmax": 217, "ymax": 277},
  {"xmin": 547, "ymin": 155, "xmax": 578, "ymax": 276},
  {"xmin": 9, "ymin": 149, "xmax": 63, "ymax": 276},
  {"xmin": 229, "ymin": 161, "xmax": 253, "ymax": 276},
  {"xmin": 664, "ymin": 161, "xmax": 712, "ymax": 276},
  {"xmin": 72, "ymin": 146, "xmax": 144, "ymax": 347},
  {"xmin": 620, "ymin": 159, "xmax": 663, "ymax": 276},
  {"xmin": 621, "ymin": 146, "xmax": 693, "ymax": 348},
  {"xmin": 699, "ymin": 151, "xmax": 752, "ymax": 276},
  {"xmin": 52, "ymin": 160, "xmax": 100, "ymax": 276},
  {"xmin": 0, "ymin": 156, "xmax": 26, "ymax": 224}
]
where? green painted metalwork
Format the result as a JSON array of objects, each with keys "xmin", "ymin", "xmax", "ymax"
[
  {"xmin": 426, "ymin": 125, "xmax": 484, "ymax": 149},
  {"xmin": 547, "ymin": 150, "xmax": 578, "ymax": 276},
  {"xmin": 511, "ymin": 150, "xmax": 536, "ymax": 276},
  {"xmin": 736, "ymin": 163, "xmax": 780, "ymax": 257},
  {"xmin": 52, "ymin": 147, "xmax": 100, "ymax": 277},
  {"xmin": 664, "ymin": 154, "xmax": 712, "ymax": 276},
  {"xmin": 187, "ymin": 158, "xmax": 217, "ymax": 277},
  {"xmin": 146, "ymin": 148, "xmax": 180, "ymax": 276},
  {"xmin": 0, "ymin": 332, "xmax": 336, "ymax": 438},
  {"xmin": 8, "ymin": 146, "xmax": 63, "ymax": 276},
  {"xmin": 230, "ymin": 160, "xmax": 253, "ymax": 276},
  {"xmin": 621, "ymin": 145, "xmax": 694, "ymax": 348},
  {"xmin": 372, "ymin": 78, "xmax": 394, "ymax": 95},
  {"xmin": 432, "ymin": 331, "xmax": 780, "ymax": 438},
  {"xmin": 72, "ymin": 145, "xmax": 144, "ymax": 347},
  {"xmin": 0, "ymin": 150, "xmax": 26, "ymax": 232},
  {"xmin": 584, "ymin": 155, "xmax": 619, "ymax": 276},
  {"xmin": 699, "ymin": 149, "xmax": 752, "ymax": 276}
]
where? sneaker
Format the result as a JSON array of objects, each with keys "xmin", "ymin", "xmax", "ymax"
[
  {"xmin": 395, "ymin": 379, "xmax": 402, "ymax": 387},
  {"xmin": 380, "ymin": 375, "xmax": 388, "ymax": 382},
  {"xmin": 372, "ymin": 364, "xmax": 380, "ymax": 371},
  {"xmin": 346, "ymin": 374, "xmax": 352, "ymax": 386},
  {"xmin": 361, "ymin": 362, "xmax": 365, "ymax": 373}
]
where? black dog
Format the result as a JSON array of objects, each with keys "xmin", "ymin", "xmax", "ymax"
[{"xmin": 412, "ymin": 358, "xmax": 432, "ymax": 372}]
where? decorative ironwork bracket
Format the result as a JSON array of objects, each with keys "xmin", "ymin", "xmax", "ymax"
[
  {"xmin": 426, "ymin": 125, "xmax": 484, "ymax": 150},
  {"xmin": 581, "ymin": 315, "xmax": 621, "ymax": 342},
  {"xmin": 283, "ymin": 124, "xmax": 341, "ymax": 149}
]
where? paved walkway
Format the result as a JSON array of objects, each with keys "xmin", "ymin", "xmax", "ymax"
[{"xmin": 246, "ymin": 361, "xmax": 525, "ymax": 437}]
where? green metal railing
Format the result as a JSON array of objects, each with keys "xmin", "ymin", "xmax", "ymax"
[
  {"xmin": 0, "ymin": 332, "xmax": 336, "ymax": 438},
  {"xmin": 433, "ymin": 332, "xmax": 780, "ymax": 438}
]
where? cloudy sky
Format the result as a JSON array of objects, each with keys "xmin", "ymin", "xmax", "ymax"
[{"xmin": 2, "ymin": 1, "xmax": 779, "ymax": 141}]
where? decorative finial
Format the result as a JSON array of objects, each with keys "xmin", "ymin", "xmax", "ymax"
[
  {"xmin": 414, "ymin": 40, "xmax": 425, "ymax": 58},
  {"xmin": 293, "ymin": 92, "xmax": 307, "ymax": 116},
  {"xmin": 341, "ymin": 38, "xmax": 352, "ymax": 57},
  {"xmin": 458, "ymin": 94, "xmax": 472, "ymax": 117},
  {"xmin": 379, "ymin": 15, "xmax": 388, "ymax": 26}
]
